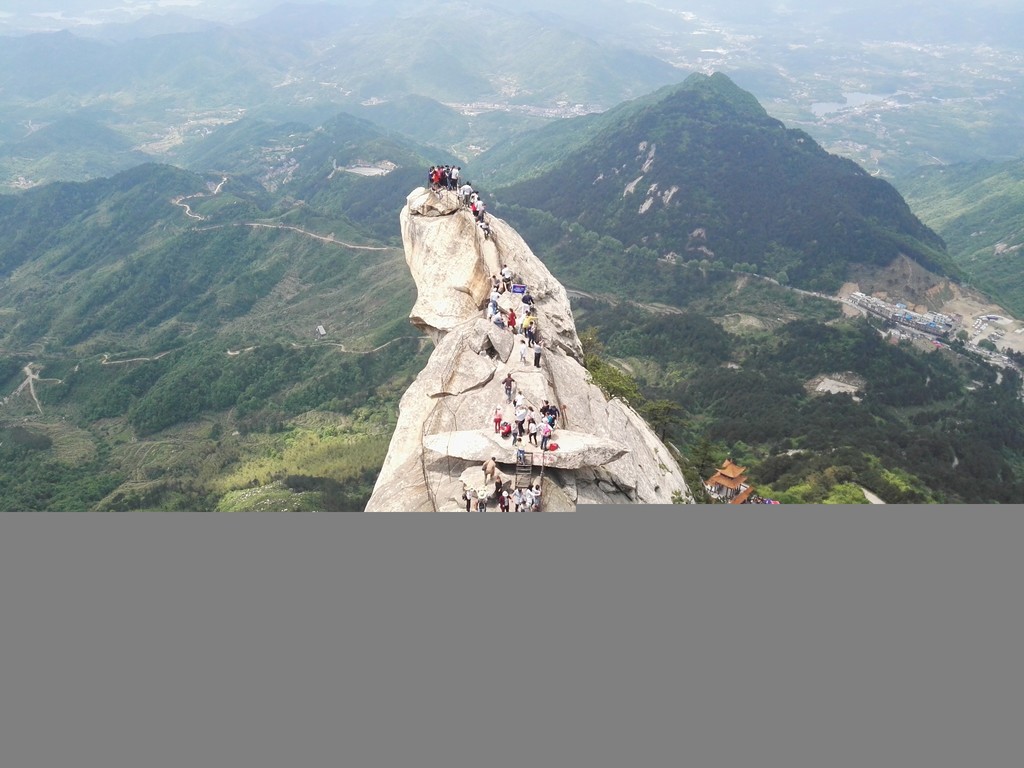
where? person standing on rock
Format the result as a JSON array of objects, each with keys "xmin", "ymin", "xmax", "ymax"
[
  {"xmin": 493, "ymin": 405, "xmax": 504, "ymax": 433},
  {"xmin": 483, "ymin": 456, "xmax": 498, "ymax": 485},
  {"xmin": 460, "ymin": 182, "xmax": 473, "ymax": 207},
  {"xmin": 507, "ymin": 308, "xmax": 517, "ymax": 334},
  {"xmin": 512, "ymin": 487, "xmax": 524, "ymax": 513},
  {"xmin": 519, "ymin": 338, "xmax": 528, "ymax": 364},
  {"xmin": 528, "ymin": 417, "xmax": 538, "ymax": 446},
  {"xmin": 501, "ymin": 373, "xmax": 515, "ymax": 403},
  {"xmin": 539, "ymin": 419, "xmax": 553, "ymax": 451},
  {"xmin": 547, "ymin": 402, "xmax": 561, "ymax": 427},
  {"xmin": 514, "ymin": 404, "xmax": 528, "ymax": 438},
  {"xmin": 523, "ymin": 315, "xmax": 536, "ymax": 346},
  {"xmin": 533, "ymin": 338, "xmax": 543, "ymax": 368},
  {"xmin": 498, "ymin": 491, "xmax": 509, "ymax": 512}
]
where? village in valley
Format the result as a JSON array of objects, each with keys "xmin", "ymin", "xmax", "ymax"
[{"xmin": 842, "ymin": 290, "xmax": 1023, "ymax": 374}]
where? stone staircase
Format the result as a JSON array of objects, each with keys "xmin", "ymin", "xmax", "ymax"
[{"xmin": 515, "ymin": 450, "xmax": 534, "ymax": 488}]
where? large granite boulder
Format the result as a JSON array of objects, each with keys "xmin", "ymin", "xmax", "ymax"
[{"xmin": 365, "ymin": 188, "xmax": 692, "ymax": 510}]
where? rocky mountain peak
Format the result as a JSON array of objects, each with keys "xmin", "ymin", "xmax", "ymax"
[{"xmin": 364, "ymin": 187, "xmax": 692, "ymax": 510}]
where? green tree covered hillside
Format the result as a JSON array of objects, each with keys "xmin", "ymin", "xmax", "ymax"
[
  {"xmin": 897, "ymin": 159, "xmax": 1024, "ymax": 316},
  {"xmin": 491, "ymin": 73, "xmax": 956, "ymax": 295},
  {"xmin": 0, "ymin": 152, "xmax": 430, "ymax": 510}
]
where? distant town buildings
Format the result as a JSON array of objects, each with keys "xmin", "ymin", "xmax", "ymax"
[{"xmin": 847, "ymin": 292, "xmax": 958, "ymax": 338}]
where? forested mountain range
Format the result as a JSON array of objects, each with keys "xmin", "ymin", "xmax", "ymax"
[{"xmin": 3, "ymin": 70, "xmax": 1024, "ymax": 507}]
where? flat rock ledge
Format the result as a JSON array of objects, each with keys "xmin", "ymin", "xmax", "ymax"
[{"xmin": 422, "ymin": 430, "xmax": 629, "ymax": 470}]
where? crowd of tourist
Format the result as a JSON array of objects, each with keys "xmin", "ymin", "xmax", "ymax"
[
  {"xmin": 461, "ymin": 482, "xmax": 542, "ymax": 512},
  {"xmin": 428, "ymin": 164, "xmax": 491, "ymax": 236},
  {"xmin": 427, "ymin": 164, "xmax": 461, "ymax": 192},
  {"xmin": 431, "ymin": 165, "xmax": 560, "ymax": 510},
  {"xmin": 486, "ymin": 268, "xmax": 542, "ymax": 352},
  {"xmin": 744, "ymin": 494, "xmax": 781, "ymax": 505}
]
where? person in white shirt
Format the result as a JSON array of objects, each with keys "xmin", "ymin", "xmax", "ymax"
[
  {"xmin": 529, "ymin": 485, "xmax": 541, "ymax": 511},
  {"xmin": 514, "ymin": 405, "xmax": 527, "ymax": 437}
]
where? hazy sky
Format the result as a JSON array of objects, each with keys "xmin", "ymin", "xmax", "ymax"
[
  {"xmin": 4, "ymin": 0, "xmax": 1021, "ymax": 18},
  {"xmin": 1, "ymin": 1, "xmax": 1019, "ymax": 35}
]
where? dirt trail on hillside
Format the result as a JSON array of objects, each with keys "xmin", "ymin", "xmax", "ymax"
[
  {"xmin": 101, "ymin": 351, "xmax": 175, "ymax": 365},
  {"xmin": 225, "ymin": 335, "xmax": 430, "ymax": 357},
  {"xmin": 564, "ymin": 288, "xmax": 683, "ymax": 315},
  {"xmin": 241, "ymin": 223, "xmax": 394, "ymax": 251},
  {"xmin": 5, "ymin": 364, "xmax": 62, "ymax": 414}
]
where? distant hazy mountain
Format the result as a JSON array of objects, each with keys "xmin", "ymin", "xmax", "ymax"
[
  {"xmin": 1, "ymin": 113, "xmax": 151, "ymax": 182},
  {"xmin": 4, "ymin": 1, "xmax": 1023, "ymax": 186},
  {"xmin": 0, "ymin": 3, "xmax": 689, "ymax": 187},
  {"xmin": 489, "ymin": 73, "xmax": 953, "ymax": 295}
]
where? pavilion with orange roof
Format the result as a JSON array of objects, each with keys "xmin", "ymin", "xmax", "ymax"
[{"xmin": 705, "ymin": 458, "xmax": 755, "ymax": 503}]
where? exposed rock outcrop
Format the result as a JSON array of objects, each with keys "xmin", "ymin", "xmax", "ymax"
[{"xmin": 364, "ymin": 188, "xmax": 693, "ymax": 511}]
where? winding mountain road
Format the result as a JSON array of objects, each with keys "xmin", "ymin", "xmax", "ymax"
[
  {"xmin": 240, "ymin": 222, "xmax": 393, "ymax": 251},
  {"xmin": 172, "ymin": 174, "xmax": 395, "ymax": 252}
]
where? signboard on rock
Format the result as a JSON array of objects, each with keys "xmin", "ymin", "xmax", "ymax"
[{"xmin": 511, "ymin": 284, "xmax": 526, "ymax": 294}]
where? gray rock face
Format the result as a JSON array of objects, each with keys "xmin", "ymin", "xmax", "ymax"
[{"xmin": 365, "ymin": 188, "xmax": 693, "ymax": 510}]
